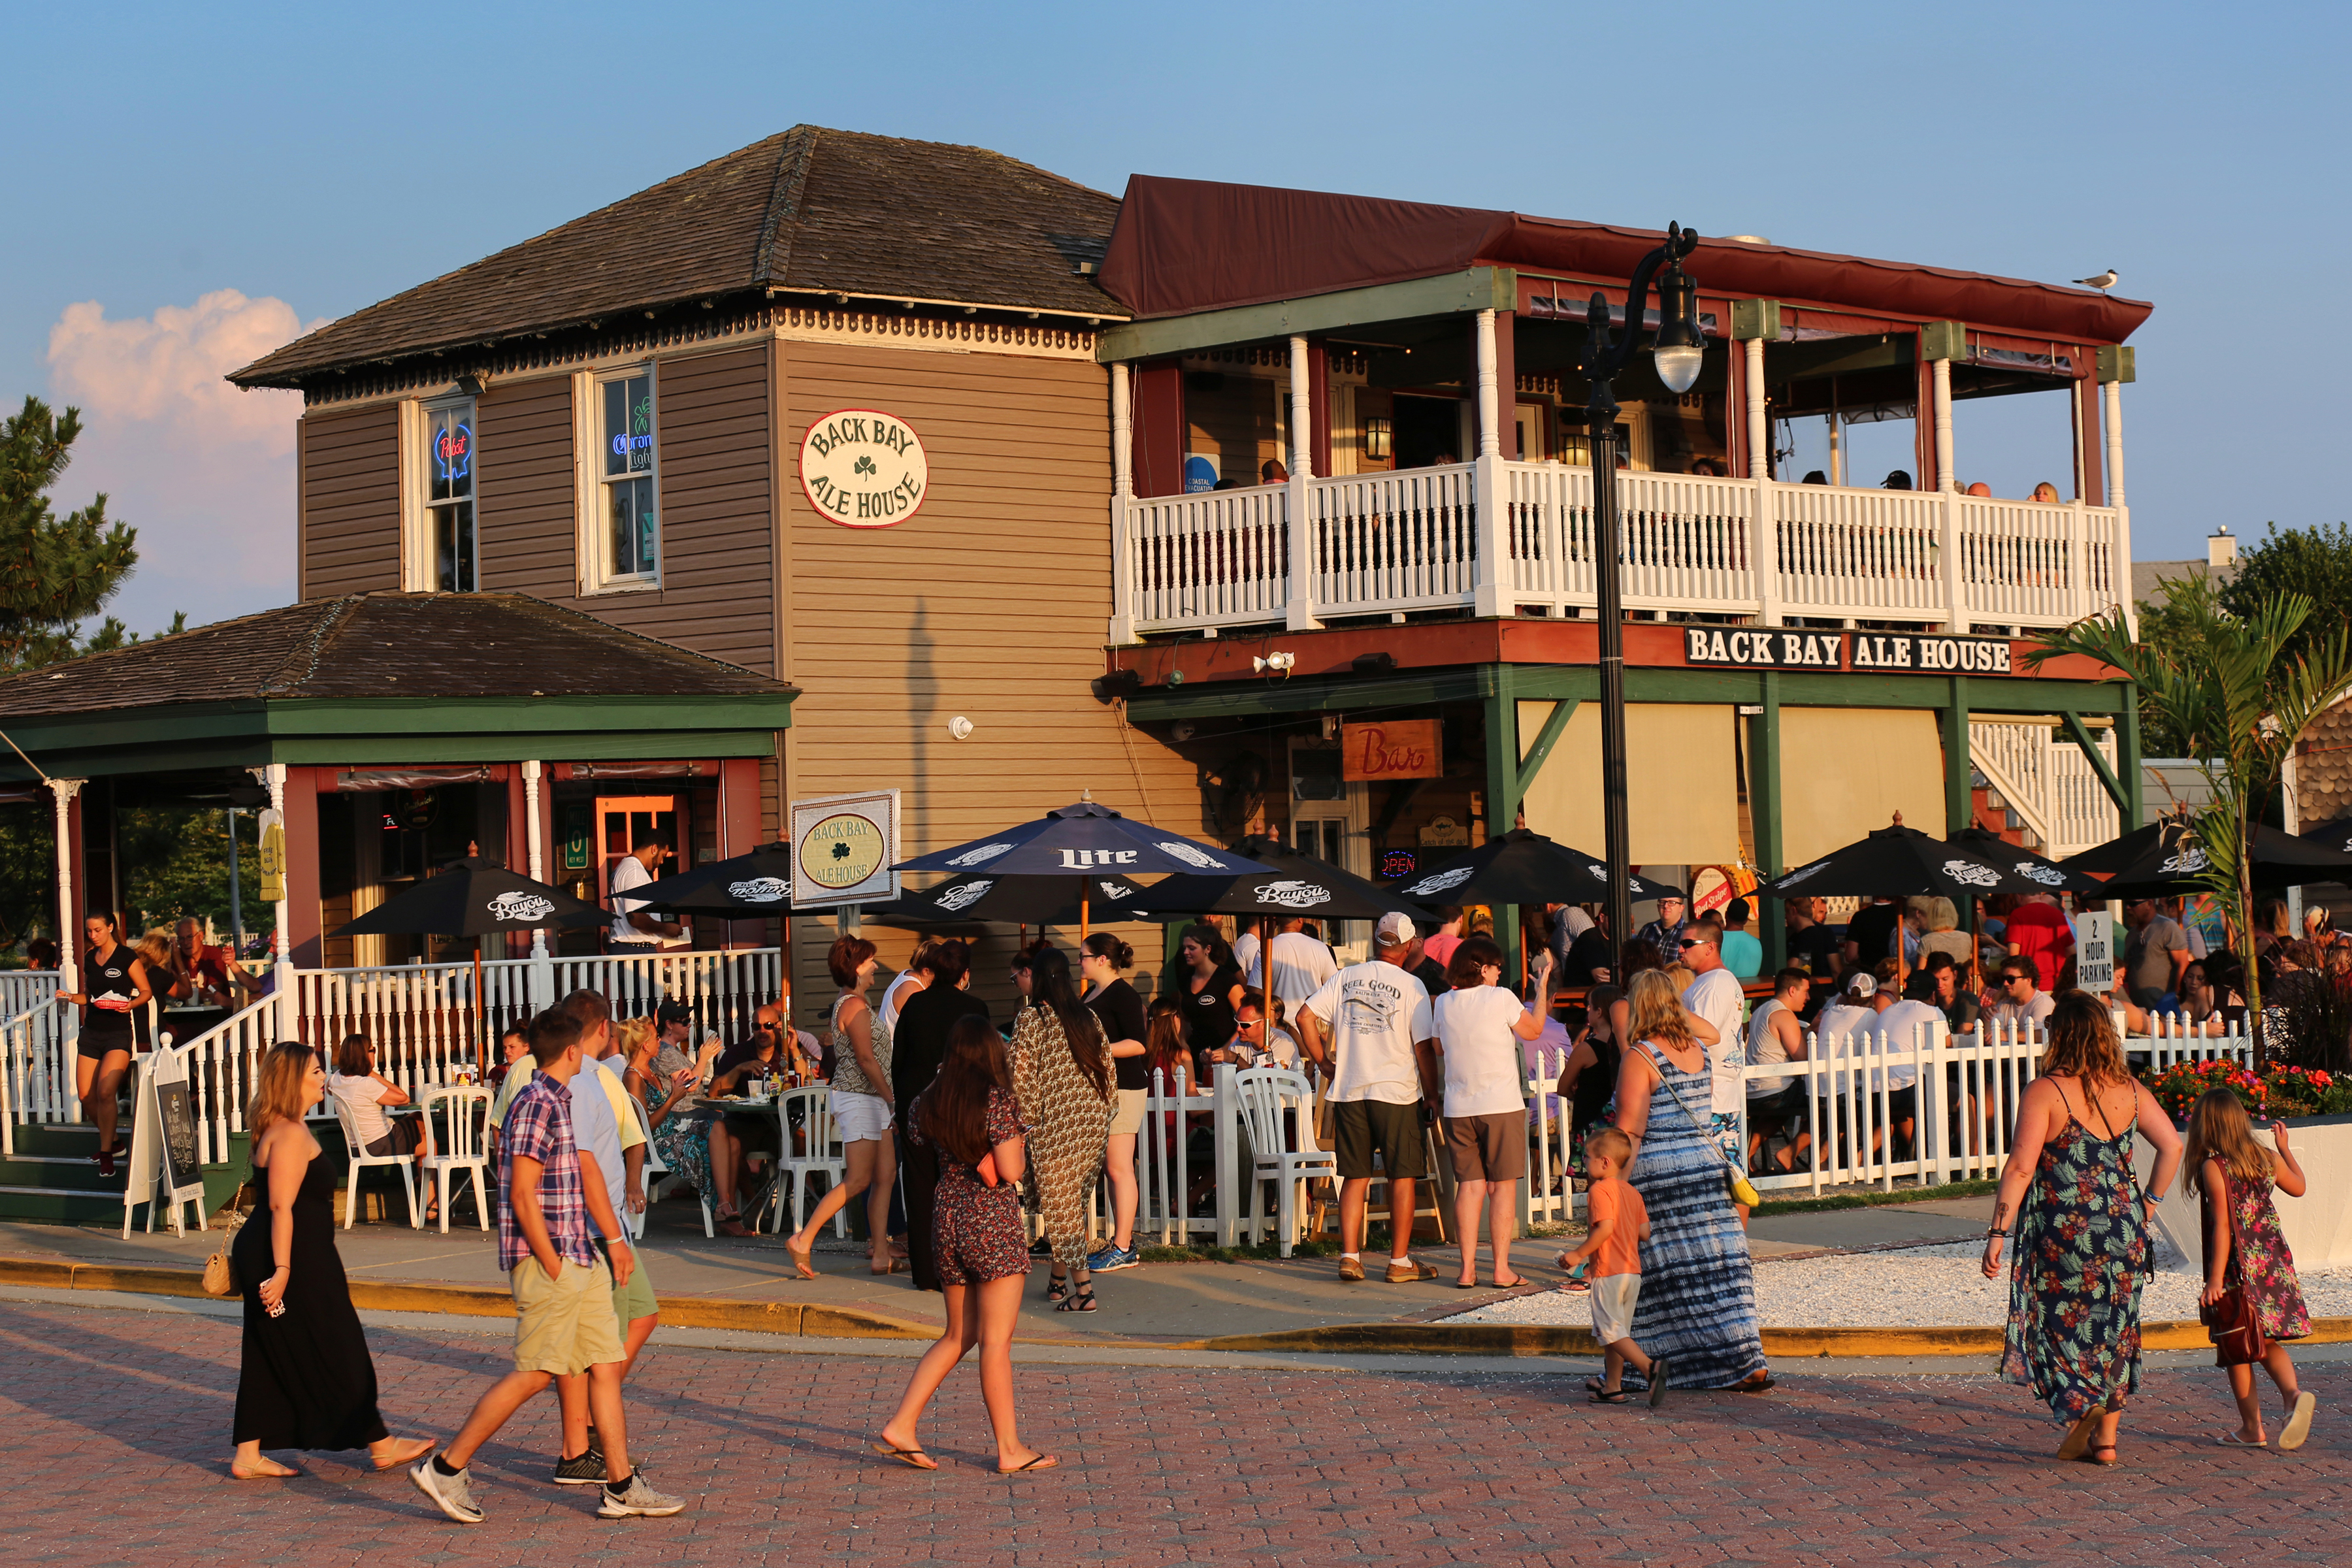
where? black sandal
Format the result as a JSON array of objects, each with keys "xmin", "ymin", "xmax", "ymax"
[
  {"xmin": 1588, "ymin": 1388, "xmax": 1631, "ymax": 1404},
  {"xmin": 1055, "ymin": 1282, "xmax": 1097, "ymax": 1313},
  {"xmin": 1044, "ymin": 1273, "xmax": 1070, "ymax": 1303}
]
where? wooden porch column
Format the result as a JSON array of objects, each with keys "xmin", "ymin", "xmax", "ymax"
[
  {"xmin": 719, "ymin": 757, "xmax": 762, "ymax": 951},
  {"xmin": 1471, "ymin": 310, "xmax": 1511, "ymax": 617},
  {"xmin": 2072, "ymin": 365, "xmax": 2104, "ymax": 507},
  {"xmin": 48, "ymin": 779, "xmax": 83, "ymax": 1000},
  {"xmin": 523, "ymin": 760, "xmax": 549, "ymax": 962},
  {"xmin": 278, "ymin": 766, "xmax": 321, "ymax": 973},
  {"xmin": 1284, "ymin": 337, "xmax": 1320, "ymax": 632},
  {"xmin": 2103, "ymin": 380, "xmax": 2127, "ymax": 508},
  {"xmin": 1107, "ymin": 363, "xmax": 1136, "ymax": 644}
]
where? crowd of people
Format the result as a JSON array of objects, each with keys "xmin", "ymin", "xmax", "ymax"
[{"xmin": 211, "ymin": 876, "xmax": 2327, "ymax": 1511}]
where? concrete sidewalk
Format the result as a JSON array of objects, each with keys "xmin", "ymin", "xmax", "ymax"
[{"xmin": 0, "ymin": 1188, "xmax": 2001, "ymax": 1345}]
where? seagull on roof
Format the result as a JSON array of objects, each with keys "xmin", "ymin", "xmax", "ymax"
[{"xmin": 2072, "ymin": 270, "xmax": 2118, "ymax": 292}]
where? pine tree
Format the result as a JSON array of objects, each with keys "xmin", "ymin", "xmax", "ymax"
[{"xmin": 0, "ymin": 395, "xmax": 142, "ymax": 670}]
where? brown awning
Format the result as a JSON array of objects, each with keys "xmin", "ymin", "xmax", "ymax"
[{"xmin": 1100, "ymin": 175, "xmax": 2151, "ymax": 344}]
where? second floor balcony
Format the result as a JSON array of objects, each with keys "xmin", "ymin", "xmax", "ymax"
[{"xmin": 1111, "ymin": 459, "xmax": 2128, "ymax": 640}]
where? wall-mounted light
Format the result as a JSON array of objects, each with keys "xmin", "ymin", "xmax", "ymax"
[
  {"xmin": 947, "ymin": 716, "xmax": 974, "ymax": 740},
  {"xmin": 1252, "ymin": 651, "xmax": 1296, "ymax": 674},
  {"xmin": 1362, "ymin": 416, "xmax": 1392, "ymax": 461}
]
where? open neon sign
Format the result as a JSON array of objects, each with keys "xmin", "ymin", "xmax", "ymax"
[{"xmin": 433, "ymin": 423, "xmax": 472, "ymax": 483}]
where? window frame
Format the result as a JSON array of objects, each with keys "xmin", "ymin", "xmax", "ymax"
[
  {"xmin": 417, "ymin": 394, "xmax": 479, "ymax": 593},
  {"xmin": 586, "ymin": 363, "xmax": 661, "ymax": 592}
]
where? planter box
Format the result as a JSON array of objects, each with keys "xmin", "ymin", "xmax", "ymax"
[{"xmin": 2137, "ymin": 1113, "xmax": 2352, "ymax": 1273}]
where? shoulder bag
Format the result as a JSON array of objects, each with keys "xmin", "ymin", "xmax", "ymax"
[
  {"xmin": 200, "ymin": 1179, "xmax": 251, "ymax": 1297},
  {"xmin": 2198, "ymin": 1167, "xmax": 2268, "ymax": 1367},
  {"xmin": 1647, "ymin": 1042, "xmax": 1762, "ymax": 1209}
]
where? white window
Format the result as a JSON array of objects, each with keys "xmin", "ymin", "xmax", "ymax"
[
  {"xmin": 420, "ymin": 399, "xmax": 478, "ymax": 592},
  {"xmin": 596, "ymin": 368, "xmax": 659, "ymax": 585}
]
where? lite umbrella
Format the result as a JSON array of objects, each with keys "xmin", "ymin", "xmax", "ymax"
[
  {"xmin": 333, "ymin": 858, "xmax": 608, "ymax": 1046},
  {"xmin": 2061, "ymin": 818, "xmax": 2352, "ymax": 900},
  {"xmin": 864, "ymin": 871, "xmax": 1151, "ymax": 930},
  {"xmin": 892, "ymin": 796, "xmax": 1277, "ymax": 938}
]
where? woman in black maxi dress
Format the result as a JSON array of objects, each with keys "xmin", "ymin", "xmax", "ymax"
[{"xmin": 230, "ymin": 1043, "xmax": 434, "ymax": 1478}]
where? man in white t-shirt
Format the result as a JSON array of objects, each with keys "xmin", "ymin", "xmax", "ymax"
[
  {"xmin": 1984, "ymin": 956, "xmax": 2057, "ymax": 1032},
  {"xmin": 1296, "ymin": 911, "xmax": 1439, "ymax": 1286},
  {"xmin": 1264, "ymin": 917, "xmax": 1338, "ymax": 1019},
  {"xmin": 1231, "ymin": 923, "xmax": 1264, "ymax": 990},
  {"xmin": 1865, "ymin": 979, "xmax": 1940, "ymax": 1158},
  {"xmin": 1676, "ymin": 919, "xmax": 1751, "ymax": 1218},
  {"xmin": 608, "ymin": 831, "xmax": 685, "ymax": 952}
]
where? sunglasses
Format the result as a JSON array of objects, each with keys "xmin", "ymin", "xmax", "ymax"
[
  {"xmin": 1676, "ymin": 938, "xmax": 1707, "ymax": 950},
  {"xmin": 2001, "ymin": 974, "xmax": 2028, "ymax": 985}
]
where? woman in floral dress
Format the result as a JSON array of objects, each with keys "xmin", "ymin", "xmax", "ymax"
[
  {"xmin": 1982, "ymin": 992, "xmax": 2183, "ymax": 1464},
  {"xmin": 1008, "ymin": 943, "xmax": 1115, "ymax": 1313}
]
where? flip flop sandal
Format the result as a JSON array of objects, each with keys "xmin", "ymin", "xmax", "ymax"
[
  {"xmin": 2280, "ymin": 1392, "xmax": 2317, "ymax": 1452},
  {"xmin": 1002, "ymin": 1453, "xmax": 1059, "ymax": 1473},
  {"xmin": 2213, "ymin": 1433, "xmax": 2268, "ymax": 1447},
  {"xmin": 872, "ymin": 1442, "xmax": 937, "ymax": 1471},
  {"xmin": 1588, "ymin": 1389, "xmax": 1631, "ymax": 1404},
  {"xmin": 1736, "ymin": 1374, "xmax": 1776, "ymax": 1394}
]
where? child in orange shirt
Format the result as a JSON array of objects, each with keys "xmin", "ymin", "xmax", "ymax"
[{"xmin": 1557, "ymin": 1127, "xmax": 1665, "ymax": 1406}]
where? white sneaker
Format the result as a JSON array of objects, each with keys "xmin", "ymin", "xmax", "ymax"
[
  {"xmin": 412, "ymin": 1458, "xmax": 484, "ymax": 1524},
  {"xmin": 597, "ymin": 1472, "xmax": 687, "ymax": 1518}
]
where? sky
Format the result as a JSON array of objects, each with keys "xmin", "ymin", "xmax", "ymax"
[{"xmin": 7, "ymin": 0, "xmax": 2345, "ymax": 634}]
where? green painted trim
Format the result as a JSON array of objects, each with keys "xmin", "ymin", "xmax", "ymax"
[
  {"xmin": 2117, "ymin": 687, "xmax": 2144, "ymax": 830},
  {"xmin": 1516, "ymin": 698, "xmax": 1578, "ymax": 797},
  {"xmin": 1482, "ymin": 664, "xmax": 1522, "ymax": 983},
  {"xmin": 1943, "ymin": 676, "xmax": 1972, "ymax": 832},
  {"xmin": 1754, "ymin": 672, "xmax": 1785, "ymax": 972},
  {"xmin": 1097, "ymin": 269, "xmax": 1518, "ymax": 363},
  {"xmin": 2061, "ymin": 710, "xmax": 2130, "ymax": 817}
]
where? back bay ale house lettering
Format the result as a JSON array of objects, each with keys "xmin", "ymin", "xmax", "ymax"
[
  {"xmin": 800, "ymin": 408, "xmax": 930, "ymax": 527},
  {"xmin": 1683, "ymin": 628, "xmax": 2015, "ymax": 674}
]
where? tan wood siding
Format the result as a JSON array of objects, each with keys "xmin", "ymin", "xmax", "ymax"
[
  {"xmin": 299, "ymin": 404, "xmax": 400, "ymax": 598},
  {"xmin": 476, "ymin": 376, "xmax": 576, "ymax": 598},
  {"xmin": 778, "ymin": 341, "xmax": 1203, "ymax": 1014}
]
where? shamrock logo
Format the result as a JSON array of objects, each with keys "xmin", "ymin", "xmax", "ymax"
[
  {"xmin": 854, "ymin": 455, "xmax": 877, "ymax": 476},
  {"xmin": 832, "ymin": 841, "xmax": 852, "ymax": 860}
]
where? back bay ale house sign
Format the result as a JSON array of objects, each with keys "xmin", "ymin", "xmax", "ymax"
[
  {"xmin": 800, "ymin": 408, "xmax": 929, "ymax": 527},
  {"xmin": 1682, "ymin": 627, "xmax": 2016, "ymax": 674}
]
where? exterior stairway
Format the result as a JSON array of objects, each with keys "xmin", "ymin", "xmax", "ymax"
[{"xmin": 0, "ymin": 1123, "xmax": 128, "ymax": 1224}]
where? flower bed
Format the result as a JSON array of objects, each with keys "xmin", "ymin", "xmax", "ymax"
[{"xmin": 2148, "ymin": 1058, "xmax": 2352, "ymax": 1122}]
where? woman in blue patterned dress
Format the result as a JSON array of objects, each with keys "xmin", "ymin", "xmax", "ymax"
[
  {"xmin": 1611, "ymin": 970, "xmax": 1771, "ymax": 1392},
  {"xmin": 1982, "ymin": 991, "xmax": 2182, "ymax": 1464}
]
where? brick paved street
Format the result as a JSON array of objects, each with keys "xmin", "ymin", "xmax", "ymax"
[{"xmin": 4, "ymin": 1299, "xmax": 2345, "ymax": 1567}]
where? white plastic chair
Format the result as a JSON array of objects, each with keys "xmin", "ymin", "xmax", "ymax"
[
  {"xmin": 770, "ymin": 1085, "xmax": 847, "ymax": 1237},
  {"xmin": 1232, "ymin": 1066, "xmax": 1337, "ymax": 1255},
  {"xmin": 625, "ymin": 1092, "xmax": 668, "ymax": 1242},
  {"xmin": 419, "ymin": 1085, "xmax": 492, "ymax": 1234},
  {"xmin": 330, "ymin": 1086, "xmax": 420, "ymax": 1229}
]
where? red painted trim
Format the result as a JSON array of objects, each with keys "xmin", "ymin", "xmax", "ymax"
[
  {"xmin": 284, "ymin": 766, "xmax": 324, "ymax": 971},
  {"xmin": 1132, "ymin": 361, "xmax": 1186, "ymax": 498},
  {"xmin": 1308, "ymin": 341, "xmax": 1332, "ymax": 478}
]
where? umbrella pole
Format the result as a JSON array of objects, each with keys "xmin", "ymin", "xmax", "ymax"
[{"xmin": 1080, "ymin": 875, "xmax": 1089, "ymax": 944}]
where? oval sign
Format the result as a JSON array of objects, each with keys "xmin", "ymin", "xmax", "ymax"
[
  {"xmin": 799, "ymin": 811, "xmax": 888, "ymax": 890},
  {"xmin": 800, "ymin": 407, "xmax": 928, "ymax": 529}
]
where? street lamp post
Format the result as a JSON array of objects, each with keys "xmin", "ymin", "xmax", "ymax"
[{"xmin": 1581, "ymin": 223, "xmax": 1706, "ymax": 955}]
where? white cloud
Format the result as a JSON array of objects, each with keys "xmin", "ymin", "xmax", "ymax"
[{"xmin": 43, "ymin": 290, "xmax": 329, "ymax": 631}]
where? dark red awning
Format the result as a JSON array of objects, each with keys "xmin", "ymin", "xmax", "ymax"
[{"xmin": 1099, "ymin": 175, "xmax": 2150, "ymax": 344}]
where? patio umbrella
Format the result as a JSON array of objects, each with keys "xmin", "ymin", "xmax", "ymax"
[
  {"xmin": 864, "ymin": 871, "xmax": 1151, "ymax": 930},
  {"xmin": 624, "ymin": 841, "xmax": 796, "ymax": 917},
  {"xmin": 2061, "ymin": 818, "xmax": 2352, "ymax": 900},
  {"xmin": 1754, "ymin": 819, "xmax": 2059, "ymax": 904},
  {"xmin": 1129, "ymin": 834, "xmax": 1418, "ymax": 923},
  {"xmin": 1945, "ymin": 826, "xmax": 2108, "ymax": 899},
  {"xmin": 2295, "ymin": 814, "xmax": 2352, "ymax": 860},
  {"xmin": 1387, "ymin": 828, "xmax": 1671, "ymax": 907},
  {"xmin": 333, "ymin": 858, "xmax": 607, "ymax": 1041},
  {"xmin": 892, "ymin": 796, "xmax": 1277, "ymax": 938}
]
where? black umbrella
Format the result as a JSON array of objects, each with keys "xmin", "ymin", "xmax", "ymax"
[
  {"xmin": 1387, "ymin": 828, "xmax": 1671, "ymax": 907},
  {"xmin": 2299, "ymin": 815, "xmax": 2352, "ymax": 859},
  {"xmin": 1130, "ymin": 834, "xmax": 1417, "ymax": 923},
  {"xmin": 625, "ymin": 842, "xmax": 796, "ymax": 918},
  {"xmin": 1945, "ymin": 826, "xmax": 2108, "ymax": 898},
  {"xmin": 1754, "ymin": 819, "xmax": 2055, "ymax": 903},
  {"xmin": 893, "ymin": 797, "xmax": 1277, "ymax": 938},
  {"xmin": 864, "ymin": 871, "xmax": 1151, "ymax": 930},
  {"xmin": 333, "ymin": 858, "xmax": 607, "ymax": 1042},
  {"xmin": 2062, "ymin": 818, "xmax": 2352, "ymax": 900}
]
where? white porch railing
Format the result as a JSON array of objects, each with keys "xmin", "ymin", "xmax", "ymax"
[
  {"xmin": 1118, "ymin": 461, "xmax": 2129, "ymax": 635},
  {"xmin": 0, "ymin": 1004, "xmax": 74, "ymax": 1156},
  {"xmin": 1970, "ymin": 718, "xmax": 2120, "ymax": 859},
  {"xmin": 171, "ymin": 994, "xmax": 278, "ymax": 1168},
  {"xmin": 0, "ymin": 972, "xmax": 60, "ymax": 1020}
]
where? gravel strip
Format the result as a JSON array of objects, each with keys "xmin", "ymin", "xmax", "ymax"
[{"xmin": 1448, "ymin": 1242, "xmax": 2352, "ymax": 1328}]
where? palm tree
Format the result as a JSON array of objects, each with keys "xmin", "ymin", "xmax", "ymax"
[{"xmin": 2025, "ymin": 572, "xmax": 2352, "ymax": 1062}]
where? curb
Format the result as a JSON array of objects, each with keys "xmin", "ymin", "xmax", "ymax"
[{"xmin": 1196, "ymin": 1317, "xmax": 2352, "ymax": 1359}]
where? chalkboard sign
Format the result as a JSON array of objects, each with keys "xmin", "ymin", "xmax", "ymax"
[{"xmin": 154, "ymin": 1077, "xmax": 200, "ymax": 1198}]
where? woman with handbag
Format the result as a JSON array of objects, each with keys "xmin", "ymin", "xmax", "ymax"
[
  {"xmin": 229, "ymin": 1041, "xmax": 434, "ymax": 1479},
  {"xmin": 1607, "ymin": 970, "xmax": 1770, "ymax": 1393},
  {"xmin": 1980, "ymin": 992, "xmax": 2183, "ymax": 1465},
  {"xmin": 2183, "ymin": 1088, "xmax": 2316, "ymax": 1450}
]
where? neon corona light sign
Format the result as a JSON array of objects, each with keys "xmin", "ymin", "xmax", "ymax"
[{"xmin": 433, "ymin": 423, "xmax": 473, "ymax": 483}]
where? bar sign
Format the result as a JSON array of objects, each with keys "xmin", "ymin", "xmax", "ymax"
[{"xmin": 1682, "ymin": 628, "xmax": 1844, "ymax": 670}]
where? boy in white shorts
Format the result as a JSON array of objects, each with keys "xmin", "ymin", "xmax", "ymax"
[{"xmin": 1557, "ymin": 1127, "xmax": 1666, "ymax": 1407}]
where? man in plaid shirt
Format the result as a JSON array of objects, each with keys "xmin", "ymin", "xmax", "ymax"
[{"xmin": 413, "ymin": 1011, "xmax": 684, "ymax": 1524}]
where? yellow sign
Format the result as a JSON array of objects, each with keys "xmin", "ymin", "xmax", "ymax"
[
  {"xmin": 257, "ymin": 810, "xmax": 287, "ymax": 904},
  {"xmin": 800, "ymin": 812, "xmax": 887, "ymax": 890}
]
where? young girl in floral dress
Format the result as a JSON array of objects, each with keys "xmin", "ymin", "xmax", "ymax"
[{"xmin": 2183, "ymin": 1088, "xmax": 2317, "ymax": 1450}]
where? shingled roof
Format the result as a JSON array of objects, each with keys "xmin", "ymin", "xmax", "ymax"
[
  {"xmin": 230, "ymin": 126, "xmax": 1123, "ymax": 389},
  {"xmin": 0, "ymin": 593, "xmax": 796, "ymax": 717}
]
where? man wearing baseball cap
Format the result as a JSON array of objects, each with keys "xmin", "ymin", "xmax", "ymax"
[{"xmin": 1296, "ymin": 911, "xmax": 1441, "ymax": 1284}]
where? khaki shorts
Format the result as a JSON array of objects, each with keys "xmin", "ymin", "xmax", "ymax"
[
  {"xmin": 1590, "ymin": 1271, "xmax": 1642, "ymax": 1347},
  {"xmin": 1109, "ymin": 1086, "xmax": 1148, "ymax": 1137},
  {"xmin": 1331, "ymin": 1098, "xmax": 1427, "ymax": 1181},
  {"xmin": 1445, "ymin": 1110, "xmax": 1529, "ymax": 1182},
  {"xmin": 610, "ymin": 1243, "xmax": 657, "ymax": 1328},
  {"xmin": 510, "ymin": 1253, "xmax": 624, "ymax": 1376}
]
